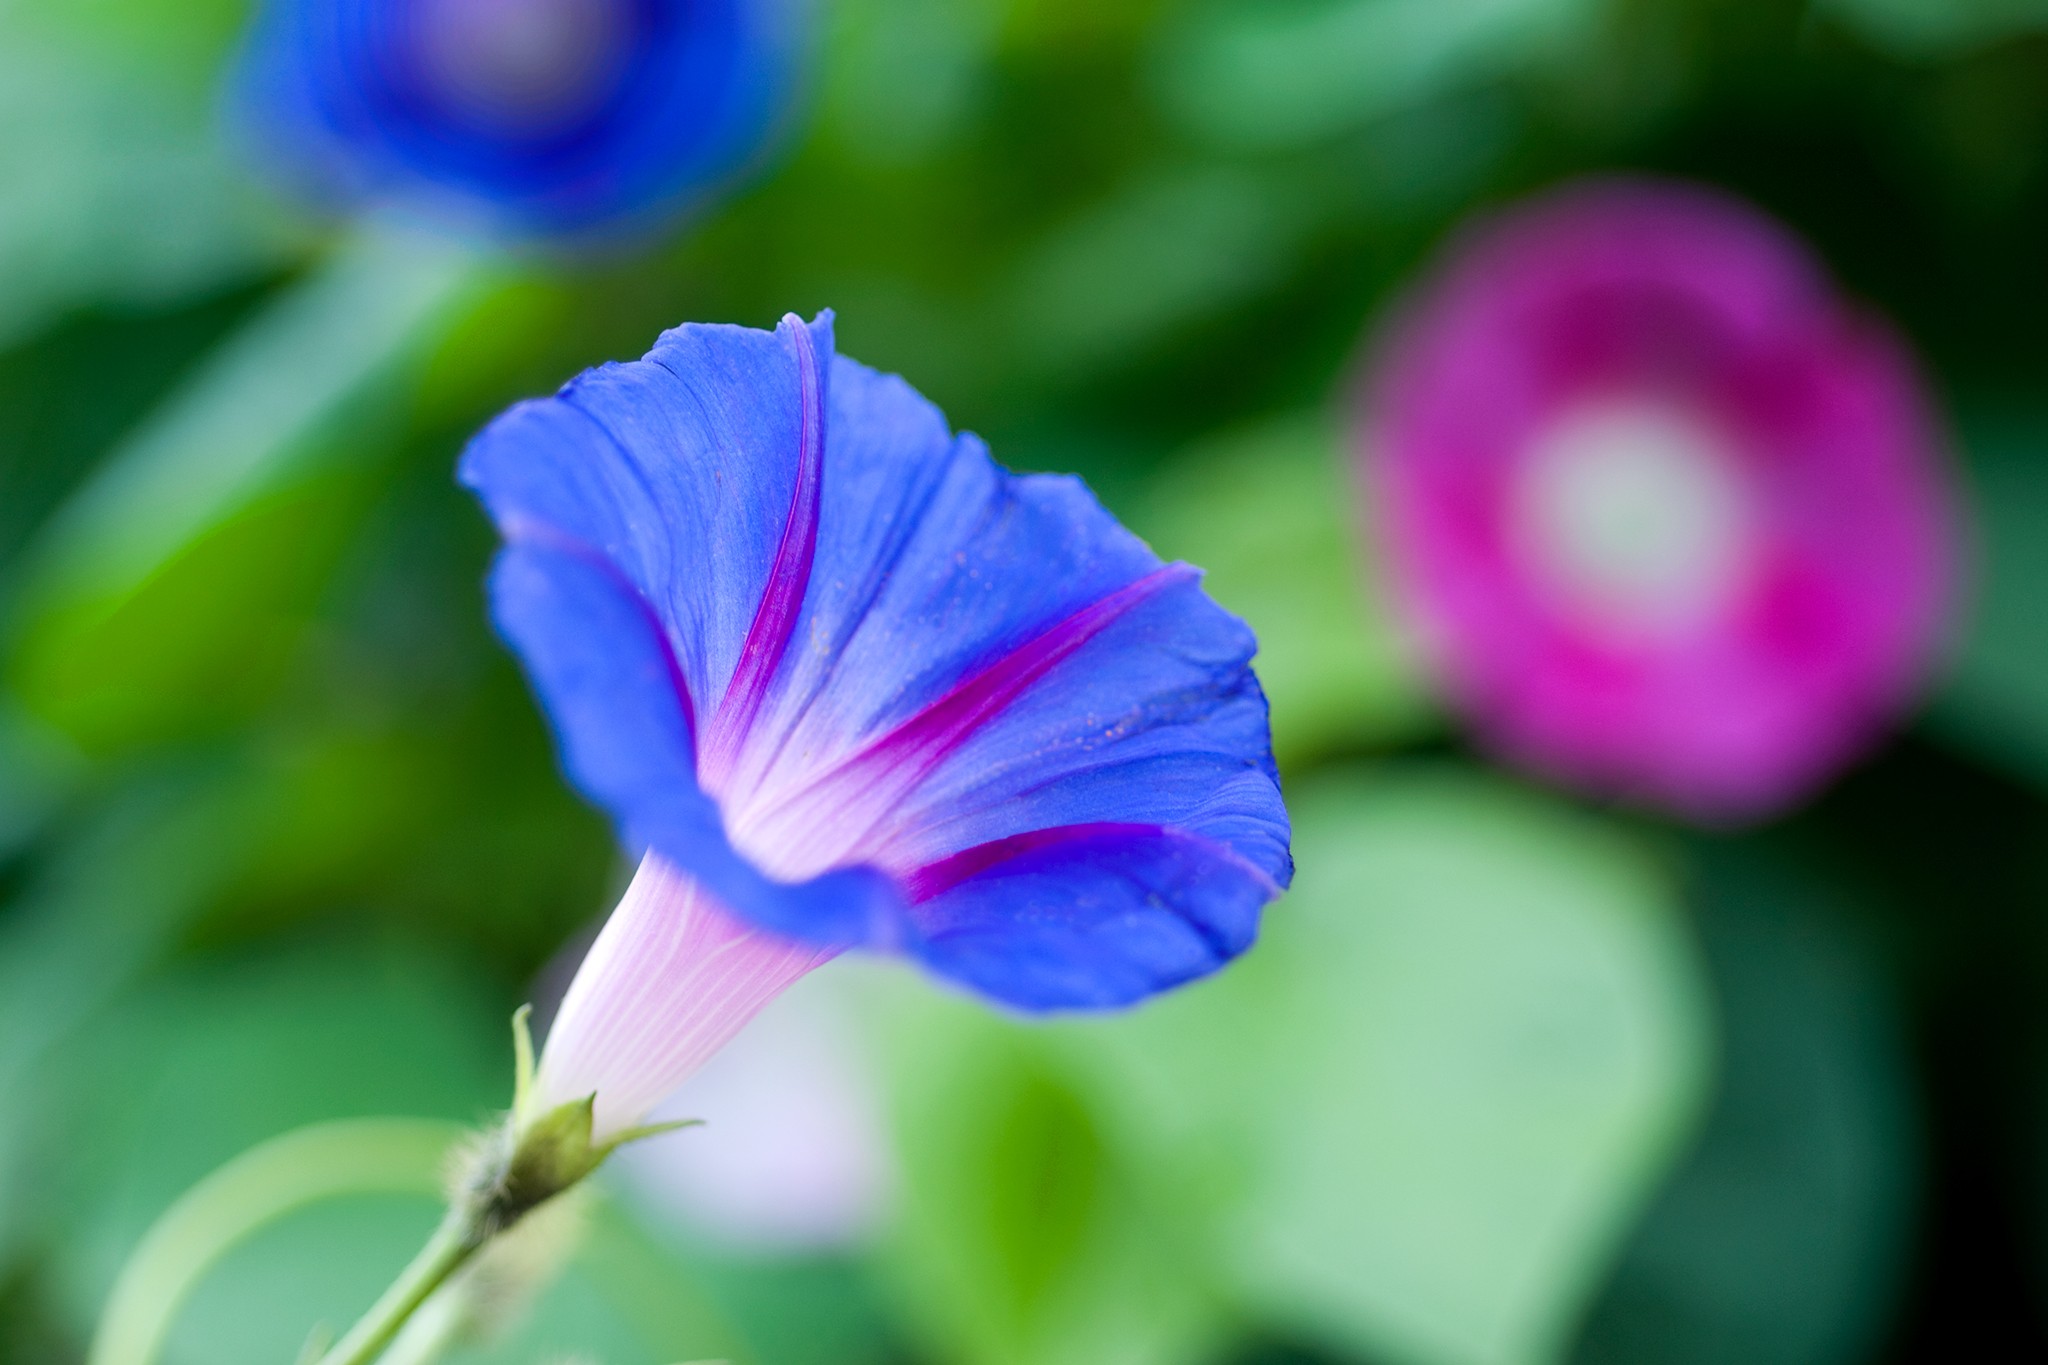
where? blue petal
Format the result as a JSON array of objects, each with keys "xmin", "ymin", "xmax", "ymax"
[
  {"xmin": 464, "ymin": 314, "xmax": 831, "ymax": 735},
  {"xmin": 874, "ymin": 564, "xmax": 1291, "ymax": 883},
  {"xmin": 902, "ymin": 824, "xmax": 1278, "ymax": 1009},
  {"xmin": 463, "ymin": 313, "xmax": 1290, "ymax": 1010},
  {"xmin": 485, "ymin": 535, "xmax": 900, "ymax": 944},
  {"xmin": 231, "ymin": 0, "xmax": 798, "ymax": 238}
]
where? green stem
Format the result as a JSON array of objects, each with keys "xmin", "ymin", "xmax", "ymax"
[
  {"xmin": 309, "ymin": 1212, "xmax": 484, "ymax": 1365},
  {"xmin": 93, "ymin": 1010, "xmax": 659, "ymax": 1365},
  {"xmin": 373, "ymin": 1278, "xmax": 473, "ymax": 1365}
]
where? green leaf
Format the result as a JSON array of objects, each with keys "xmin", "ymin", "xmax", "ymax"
[
  {"xmin": 461, "ymin": 1197, "xmax": 750, "ymax": 1365},
  {"xmin": 0, "ymin": 6, "xmax": 286, "ymax": 347},
  {"xmin": 55, "ymin": 955, "xmax": 737, "ymax": 1365},
  {"xmin": 1926, "ymin": 405, "xmax": 2048, "ymax": 785},
  {"xmin": 1816, "ymin": 0, "xmax": 2048, "ymax": 57},
  {"xmin": 5, "ymin": 226, "xmax": 492, "ymax": 754},
  {"xmin": 9, "ymin": 471, "xmax": 375, "ymax": 753},
  {"xmin": 148, "ymin": 1195, "xmax": 465, "ymax": 1365},
  {"xmin": 867, "ymin": 989, "xmax": 1230, "ymax": 1365},
  {"xmin": 88, "ymin": 1117, "xmax": 464, "ymax": 1365},
  {"xmin": 87, "ymin": 1139, "xmax": 748, "ymax": 1365},
  {"xmin": 867, "ymin": 770, "xmax": 1708, "ymax": 1365},
  {"xmin": 1080, "ymin": 767, "xmax": 1713, "ymax": 1365},
  {"xmin": 39, "ymin": 939, "xmax": 508, "ymax": 1357},
  {"xmin": 0, "ymin": 703, "xmax": 81, "ymax": 858},
  {"xmin": 0, "ymin": 286, "xmax": 267, "ymax": 583},
  {"xmin": 821, "ymin": 0, "xmax": 1008, "ymax": 167},
  {"xmin": 1132, "ymin": 413, "xmax": 1434, "ymax": 766},
  {"xmin": 1570, "ymin": 842, "xmax": 1919, "ymax": 1365},
  {"xmin": 0, "ymin": 766, "xmax": 270, "ymax": 1255},
  {"xmin": 18, "ymin": 224, "xmax": 485, "ymax": 614},
  {"xmin": 1005, "ymin": 164, "xmax": 1319, "ymax": 377},
  {"xmin": 665, "ymin": 1253, "xmax": 901, "ymax": 1365},
  {"xmin": 1149, "ymin": 0, "xmax": 1603, "ymax": 150},
  {"xmin": 6, "ymin": 0, "xmax": 255, "ymax": 94}
]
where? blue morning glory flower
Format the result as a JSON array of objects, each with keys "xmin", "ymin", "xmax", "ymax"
[
  {"xmin": 460, "ymin": 312, "xmax": 1291, "ymax": 1135},
  {"xmin": 231, "ymin": 0, "xmax": 801, "ymax": 239}
]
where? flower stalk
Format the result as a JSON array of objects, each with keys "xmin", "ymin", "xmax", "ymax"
[
  {"xmin": 305, "ymin": 1211, "xmax": 480, "ymax": 1365},
  {"xmin": 307, "ymin": 1007, "xmax": 693, "ymax": 1365}
]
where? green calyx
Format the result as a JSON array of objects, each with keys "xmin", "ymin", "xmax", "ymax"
[{"xmin": 450, "ymin": 1006, "xmax": 698, "ymax": 1239}]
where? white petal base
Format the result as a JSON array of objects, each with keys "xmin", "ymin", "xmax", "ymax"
[{"xmin": 536, "ymin": 853, "xmax": 839, "ymax": 1139}]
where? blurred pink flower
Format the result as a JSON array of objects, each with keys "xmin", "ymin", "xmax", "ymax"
[{"xmin": 1359, "ymin": 178, "xmax": 1958, "ymax": 821}]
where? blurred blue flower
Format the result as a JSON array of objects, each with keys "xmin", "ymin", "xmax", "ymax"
[
  {"xmin": 230, "ymin": 0, "xmax": 803, "ymax": 240},
  {"xmin": 462, "ymin": 312, "xmax": 1290, "ymax": 1134}
]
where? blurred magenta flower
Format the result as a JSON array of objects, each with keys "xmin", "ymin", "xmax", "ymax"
[
  {"xmin": 463, "ymin": 312, "xmax": 1289, "ymax": 1137},
  {"xmin": 1360, "ymin": 179, "xmax": 1957, "ymax": 820},
  {"xmin": 231, "ymin": 0, "xmax": 801, "ymax": 239}
]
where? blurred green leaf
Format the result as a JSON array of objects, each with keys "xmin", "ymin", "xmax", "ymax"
[
  {"xmin": 17, "ymin": 225, "xmax": 485, "ymax": 614},
  {"xmin": 999, "ymin": 0, "xmax": 1169, "ymax": 52},
  {"xmin": 1570, "ymin": 841, "xmax": 1919, "ymax": 1365},
  {"xmin": 1818, "ymin": 0, "xmax": 2048, "ymax": 58},
  {"xmin": 1007, "ymin": 164, "xmax": 1319, "ymax": 377},
  {"xmin": 1133, "ymin": 412, "xmax": 1433, "ymax": 765},
  {"xmin": 7, "ymin": 0, "xmax": 254, "ymax": 93},
  {"xmin": 869, "ymin": 990, "xmax": 1229, "ymax": 1365},
  {"xmin": 88, "ymin": 1116, "xmax": 461, "ymax": 1365},
  {"xmin": 662, "ymin": 1253, "xmax": 902, "ymax": 1365},
  {"xmin": 6, "ymin": 227, "xmax": 494, "ymax": 754},
  {"xmin": 866, "ymin": 768, "xmax": 1710, "ymax": 1365},
  {"xmin": 10, "ymin": 472, "xmax": 372, "ymax": 753},
  {"xmin": 1149, "ymin": 0, "xmax": 1603, "ymax": 149},
  {"xmin": 1081, "ymin": 767, "xmax": 1713, "ymax": 1365},
  {"xmin": 0, "ymin": 704, "xmax": 82, "ymax": 859},
  {"xmin": 0, "ymin": 766, "xmax": 269, "ymax": 1253},
  {"xmin": 156, "ymin": 1195, "xmax": 462, "ymax": 1365},
  {"xmin": 822, "ymin": 0, "xmax": 1009, "ymax": 166},
  {"xmin": 87, "ymin": 1134, "xmax": 747, "ymax": 1365},
  {"xmin": 40, "ymin": 938, "xmax": 508, "ymax": 1360},
  {"xmin": 523, "ymin": 1198, "xmax": 755, "ymax": 1365},
  {"xmin": 408, "ymin": 273, "xmax": 579, "ymax": 431},
  {"xmin": 1927, "ymin": 405, "xmax": 2048, "ymax": 785},
  {"xmin": 416, "ymin": 1193, "xmax": 752, "ymax": 1365},
  {"xmin": 218, "ymin": 726, "xmax": 458, "ymax": 923},
  {"xmin": 0, "ymin": 285, "xmax": 268, "ymax": 582},
  {"xmin": 0, "ymin": 5, "xmax": 285, "ymax": 347}
]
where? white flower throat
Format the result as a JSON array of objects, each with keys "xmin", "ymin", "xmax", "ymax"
[{"xmin": 1511, "ymin": 398, "xmax": 1756, "ymax": 643}]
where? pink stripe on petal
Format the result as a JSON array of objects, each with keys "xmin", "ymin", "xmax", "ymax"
[
  {"xmin": 535, "ymin": 853, "xmax": 838, "ymax": 1140},
  {"xmin": 837, "ymin": 567, "xmax": 1190, "ymax": 799},
  {"xmin": 903, "ymin": 822, "xmax": 1165, "ymax": 902},
  {"xmin": 727, "ymin": 564, "xmax": 1194, "ymax": 876},
  {"xmin": 903, "ymin": 820, "xmax": 1282, "ymax": 914},
  {"xmin": 704, "ymin": 314, "xmax": 826, "ymax": 787}
]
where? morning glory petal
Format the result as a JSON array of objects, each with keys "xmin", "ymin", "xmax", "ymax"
[
  {"xmin": 465, "ymin": 314, "xmax": 831, "ymax": 742},
  {"xmin": 902, "ymin": 823, "xmax": 1280, "ymax": 1009},
  {"xmin": 485, "ymin": 535, "xmax": 900, "ymax": 945},
  {"xmin": 464, "ymin": 312, "xmax": 1290, "ymax": 1010}
]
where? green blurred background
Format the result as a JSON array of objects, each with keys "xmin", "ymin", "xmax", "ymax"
[{"xmin": 8, "ymin": 0, "xmax": 2048, "ymax": 1360}]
